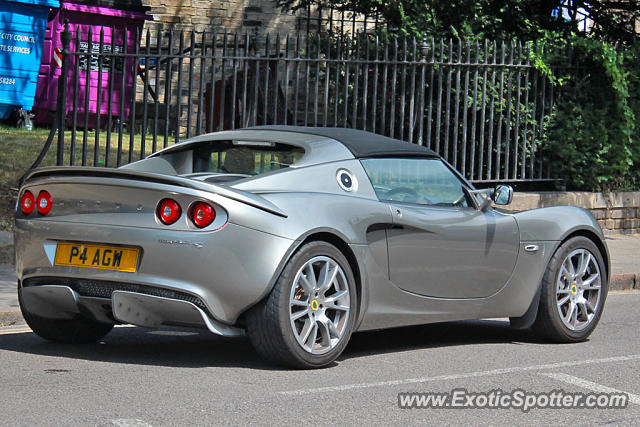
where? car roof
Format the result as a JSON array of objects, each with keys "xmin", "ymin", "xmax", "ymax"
[
  {"xmin": 244, "ymin": 126, "xmax": 440, "ymax": 158},
  {"xmin": 148, "ymin": 127, "xmax": 440, "ymax": 168}
]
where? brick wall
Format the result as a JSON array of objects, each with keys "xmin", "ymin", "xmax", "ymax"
[
  {"xmin": 507, "ymin": 192, "xmax": 640, "ymax": 234},
  {"xmin": 141, "ymin": 0, "xmax": 309, "ymax": 34},
  {"xmin": 130, "ymin": 2, "xmax": 373, "ymax": 139}
]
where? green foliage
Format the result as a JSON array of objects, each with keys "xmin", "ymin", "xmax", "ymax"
[
  {"xmin": 276, "ymin": 0, "xmax": 640, "ymax": 190},
  {"xmin": 628, "ymin": 44, "xmax": 640, "ymax": 169},
  {"xmin": 279, "ymin": 1, "xmax": 640, "ymax": 44},
  {"xmin": 541, "ymin": 37, "xmax": 639, "ymax": 191}
]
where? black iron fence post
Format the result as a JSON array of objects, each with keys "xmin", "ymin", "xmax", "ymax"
[
  {"xmin": 56, "ymin": 20, "xmax": 72, "ymax": 166},
  {"xmin": 418, "ymin": 36, "xmax": 429, "ymax": 145}
]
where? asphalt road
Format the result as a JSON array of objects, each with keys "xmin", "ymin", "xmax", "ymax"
[{"xmin": 0, "ymin": 292, "xmax": 638, "ymax": 426}]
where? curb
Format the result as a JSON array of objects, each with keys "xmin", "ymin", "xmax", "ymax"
[
  {"xmin": 0, "ymin": 243, "xmax": 14, "ymax": 265},
  {"xmin": 609, "ymin": 273, "xmax": 639, "ymax": 291},
  {"xmin": 0, "ymin": 311, "xmax": 24, "ymax": 327}
]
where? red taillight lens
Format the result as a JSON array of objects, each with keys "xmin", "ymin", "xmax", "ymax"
[
  {"xmin": 20, "ymin": 190, "xmax": 35, "ymax": 215},
  {"xmin": 36, "ymin": 191, "xmax": 52, "ymax": 215},
  {"xmin": 191, "ymin": 202, "xmax": 216, "ymax": 228},
  {"xmin": 157, "ymin": 199, "xmax": 182, "ymax": 225}
]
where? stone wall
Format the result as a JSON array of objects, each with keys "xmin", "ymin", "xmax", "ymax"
[{"xmin": 507, "ymin": 192, "xmax": 640, "ymax": 234}]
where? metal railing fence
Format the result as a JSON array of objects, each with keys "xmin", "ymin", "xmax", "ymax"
[{"xmin": 48, "ymin": 22, "xmax": 560, "ymax": 182}]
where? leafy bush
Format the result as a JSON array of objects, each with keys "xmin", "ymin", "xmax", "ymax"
[{"xmin": 540, "ymin": 37, "xmax": 639, "ymax": 191}]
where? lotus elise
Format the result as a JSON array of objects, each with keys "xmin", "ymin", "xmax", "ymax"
[{"xmin": 15, "ymin": 126, "xmax": 609, "ymax": 368}]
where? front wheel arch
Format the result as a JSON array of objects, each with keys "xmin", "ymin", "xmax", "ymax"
[
  {"xmin": 530, "ymin": 235, "xmax": 608, "ymax": 341},
  {"xmin": 511, "ymin": 229, "xmax": 608, "ymax": 330},
  {"xmin": 559, "ymin": 229, "xmax": 609, "ymax": 283}
]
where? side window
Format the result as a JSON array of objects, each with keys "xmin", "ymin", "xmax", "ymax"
[{"xmin": 360, "ymin": 158, "xmax": 470, "ymax": 207}]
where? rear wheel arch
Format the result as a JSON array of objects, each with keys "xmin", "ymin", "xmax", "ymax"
[
  {"xmin": 246, "ymin": 238, "xmax": 359, "ymax": 367},
  {"xmin": 240, "ymin": 231, "xmax": 364, "ymax": 327},
  {"xmin": 297, "ymin": 232, "xmax": 362, "ymax": 320}
]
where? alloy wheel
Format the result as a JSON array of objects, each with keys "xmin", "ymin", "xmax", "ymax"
[
  {"xmin": 556, "ymin": 248, "xmax": 602, "ymax": 331},
  {"xmin": 289, "ymin": 256, "xmax": 351, "ymax": 354}
]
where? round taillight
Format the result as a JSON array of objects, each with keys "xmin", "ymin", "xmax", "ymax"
[
  {"xmin": 20, "ymin": 190, "xmax": 35, "ymax": 215},
  {"xmin": 191, "ymin": 202, "xmax": 216, "ymax": 228},
  {"xmin": 36, "ymin": 191, "xmax": 52, "ymax": 215},
  {"xmin": 157, "ymin": 199, "xmax": 182, "ymax": 225}
]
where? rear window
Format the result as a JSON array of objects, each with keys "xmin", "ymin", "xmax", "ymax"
[{"xmin": 192, "ymin": 140, "xmax": 305, "ymax": 175}]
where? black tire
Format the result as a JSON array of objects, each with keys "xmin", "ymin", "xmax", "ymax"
[
  {"xmin": 532, "ymin": 236, "xmax": 608, "ymax": 342},
  {"xmin": 246, "ymin": 241, "xmax": 357, "ymax": 369},
  {"xmin": 19, "ymin": 286, "xmax": 114, "ymax": 344}
]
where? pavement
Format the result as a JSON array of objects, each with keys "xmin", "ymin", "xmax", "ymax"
[
  {"xmin": 0, "ymin": 292, "xmax": 638, "ymax": 425},
  {"xmin": 0, "ymin": 230, "xmax": 11, "ymax": 246},
  {"xmin": 0, "ymin": 231, "xmax": 638, "ymax": 326},
  {"xmin": 606, "ymin": 233, "xmax": 640, "ymax": 288},
  {"xmin": 0, "ymin": 228, "xmax": 17, "ymax": 325},
  {"xmin": 0, "ymin": 264, "xmax": 20, "ymax": 326}
]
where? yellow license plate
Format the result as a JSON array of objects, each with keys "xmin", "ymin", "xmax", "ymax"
[{"xmin": 54, "ymin": 242, "xmax": 140, "ymax": 272}]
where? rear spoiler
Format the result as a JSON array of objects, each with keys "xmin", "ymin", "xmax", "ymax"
[{"xmin": 22, "ymin": 167, "xmax": 287, "ymax": 218}]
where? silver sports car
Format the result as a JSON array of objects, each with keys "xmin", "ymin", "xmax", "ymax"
[{"xmin": 15, "ymin": 126, "xmax": 609, "ymax": 368}]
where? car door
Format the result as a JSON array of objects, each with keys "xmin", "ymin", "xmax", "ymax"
[{"xmin": 360, "ymin": 157, "xmax": 520, "ymax": 299}]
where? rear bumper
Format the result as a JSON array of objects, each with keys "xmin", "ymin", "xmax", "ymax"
[
  {"xmin": 20, "ymin": 284, "xmax": 245, "ymax": 336},
  {"xmin": 15, "ymin": 219, "xmax": 296, "ymax": 325}
]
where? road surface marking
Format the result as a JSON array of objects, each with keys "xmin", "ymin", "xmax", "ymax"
[
  {"xmin": 0, "ymin": 326, "xmax": 31, "ymax": 335},
  {"xmin": 109, "ymin": 419, "xmax": 153, "ymax": 427},
  {"xmin": 609, "ymin": 290, "xmax": 640, "ymax": 295},
  {"xmin": 542, "ymin": 372, "xmax": 640, "ymax": 405},
  {"xmin": 279, "ymin": 354, "xmax": 640, "ymax": 396}
]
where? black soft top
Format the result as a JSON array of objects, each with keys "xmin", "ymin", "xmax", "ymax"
[{"xmin": 245, "ymin": 126, "xmax": 439, "ymax": 158}]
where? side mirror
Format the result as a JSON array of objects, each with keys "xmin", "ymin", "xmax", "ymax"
[{"xmin": 492, "ymin": 185, "xmax": 513, "ymax": 205}]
